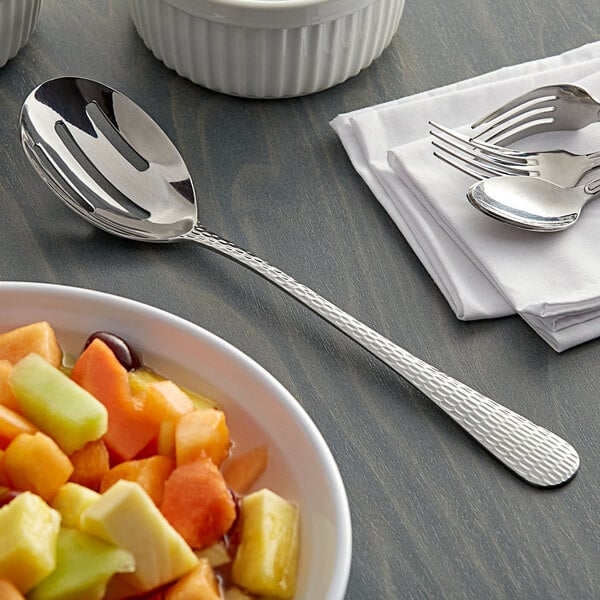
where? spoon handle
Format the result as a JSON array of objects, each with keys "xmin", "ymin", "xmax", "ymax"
[{"xmin": 184, "ymin": 224, "xmax": 579, "ymax": 487}]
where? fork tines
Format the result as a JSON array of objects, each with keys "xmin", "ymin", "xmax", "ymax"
[
  {"xmin": 470, "ymin": 90, "xmax": 558, "ymax": 144},
  {"xmin": 429, "ymin": 121, "xmax": 527, "ymax": 180}
]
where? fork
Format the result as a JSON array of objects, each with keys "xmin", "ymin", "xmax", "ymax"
[
  {"xmin": 430, "ymin": 121, "xmax": 600, "ymax": 187},
  {"xmin": 470, "ymin": 84, "xmax": 600, "ymax": 145}
]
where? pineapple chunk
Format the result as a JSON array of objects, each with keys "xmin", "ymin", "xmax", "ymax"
[
  {"xmin": 0, "ymin": 492, "xmax": 61, "ymax": 593},
  {"xmin": 231, "ymin": 488, "xmax": 299, "ymax": 598},
  {"xmin": 50, "ymin": 483, "xmax": 101, "ymax": 528},
  {"xmin": 80, "ymin": 480, "xmax": 198, "ymax": 591}
]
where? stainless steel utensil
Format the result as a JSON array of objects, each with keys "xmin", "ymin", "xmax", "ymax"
[
  {"xmin": 430, "ymin": 120, "xmax": 600, "ymax": 187},
  {"xmin": 20, "ymin": 76, "xmax": 580, "ymax": 486},
  {"xmin": 470, "ymin": 84, "xmax": 600, "ymax": 145},
  {"xmin": 468, "ymin": 174, "xmax": 600, "ymax": 231}
]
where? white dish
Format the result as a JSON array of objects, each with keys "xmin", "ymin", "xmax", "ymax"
[
  {"xmin": 0, "ymin": 281, "xmax": 351, "ymax": 599},
  {"xmin": 0, "ymin": 0, "xmax": 42, "ymax": 68},
  {"xmin": 128, "ymin": 0, "xmax": 405, "ymax": 98}
]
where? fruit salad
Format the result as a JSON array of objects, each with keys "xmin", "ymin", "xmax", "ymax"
[{"xmin": 0, "ymin": 322, "xmax": 300, "ymax": 599}]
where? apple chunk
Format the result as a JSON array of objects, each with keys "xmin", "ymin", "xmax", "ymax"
[
  {"xmin": 9, "ymin": 353, "xmax": 108, "ymax": 455},
  {"xmin": 80, "ymin": 479, "xmax": 198, "ymax": 591}
]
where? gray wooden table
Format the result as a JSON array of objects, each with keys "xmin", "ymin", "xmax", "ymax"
[{"xmin": 2, "ymin": 1, "xmax": 600, "ymax": 598}]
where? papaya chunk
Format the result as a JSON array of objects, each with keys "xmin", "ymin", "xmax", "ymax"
[
  {"xmin": 160, "ymin": 458, "xmax": 236, "ymax": 549},
  {"xmin": 0, "ymin": 322, "xmax": 62, "ymax": 368},
  {"xmin": 70, "ymin": 339, "xmax": 157, "ymax": 462}
]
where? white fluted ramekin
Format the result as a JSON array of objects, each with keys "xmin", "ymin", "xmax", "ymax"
[
  {"xmin": 128, "ymin": 0, "xmax": 405, "ymax": 98},
  {"xmin": 0, "ymin": 0, "xmax": 42, "ymax": 68}
]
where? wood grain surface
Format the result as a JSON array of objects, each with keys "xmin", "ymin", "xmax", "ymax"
[{"xmin": 2, "ymin": 1, "xmax": 600, "ymax": 598}]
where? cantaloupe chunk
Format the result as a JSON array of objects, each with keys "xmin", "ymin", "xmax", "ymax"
[
  {"xmin": 0, "ymin": 578, "xmax": 25, "ymax": 600},
  {"xmin": 175, "ymin": 409, "xmax": 230, "ymax": 467},
  {"xmin": 141, "ymin": 380, "xmax": 195, "ymax": 425},
  {"xmin": 164, "ymin": 558, "xmax": 220, "ymax": 600},
  {"xmin": 231, "ymin": 488, "xmax": 299, "ymax": 599},
  {"xmin": 0, "ymin": 360, "xmax": 19, "ymax": 412},
  {"xmin": 222, "ymin": 445, "xmax": 268, "ymax": 494},
  {"xmin": 0, "ymin": 322, "xmax": 62, "ymax": 368},
  {"xmin": 0, "ymin": 491, "xmax": 61, "ymax": 593},
  {"xmin": 70, "ymin": 339, "xmax": 157, "ymax": 462},
  {"xmin": 100, "ymin": 455, "xmax": 175, "ymax": 506},
  {"xmin": 3, "ymin": 432, "xmax": 74, "ymax": 501},
  {"xmin": 160, "ymin": 458, "xmax": 236, "ymax": 549},
  {"xmin": 50, "ymin": 482, "xmax": 101, "ymax": 528},
  {"xmin": 128, "ymin": 369, "xmax": 218, "ymax": 411},
  {"xmin": 80, "ymin": 480, "xmax": 198, "ymax": 592},
  {"xmin": 9, "ymin": 353, "xmax": 108, "ymax": 455},
  {"xmin": 224, "ymin": 588, "xmax": 253, "ymax": 600},
  {"xmin": 157, "ymin": 420, "xmax": 177, "ymax": 457},
  {"xmin": 69, "ymin": 439, "xmax": 110, "ymax": 491},
  {"xmin": 0, "ymin": 404, "xmax": 38, "ymax": 450}
]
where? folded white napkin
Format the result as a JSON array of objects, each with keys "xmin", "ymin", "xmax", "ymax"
[{"xmin": 330, "ymin": 42, "xmax": 600, "ymax": 351}]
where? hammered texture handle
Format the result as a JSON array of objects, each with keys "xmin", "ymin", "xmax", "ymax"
[{"xmin": 184, "ymin": 224, "xmax": 579, "ymax": 487}]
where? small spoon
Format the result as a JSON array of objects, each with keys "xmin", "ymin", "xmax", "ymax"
[
  {"xmin": 467, "ymin": 175, "xmax": 600, "ymax": 231},
  {"xmin": 20, "ymin": 77, "xmax": 579, "ymax": 487}
]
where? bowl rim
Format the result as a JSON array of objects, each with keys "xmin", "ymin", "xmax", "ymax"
[
  {"xmin": 0, "ymin": 281, "xmax": 352, "ymax": 598},
  {"xmin": 151, "ymin": 0, "xmax": 382, "ymax": 29}
]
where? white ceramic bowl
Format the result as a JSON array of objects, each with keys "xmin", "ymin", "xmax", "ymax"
[
  {"xmin": 0, "ymin": 282, "xmax": 351, "ymax": 599},
  {"xmin": 128, "ymin": 0, "xmax": 405, "ymax": 98},
  {"xmin": 0, "ymin": 0, "xmax": 42, "ymax": 68}
]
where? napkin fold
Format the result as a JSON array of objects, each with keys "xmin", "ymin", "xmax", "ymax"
[{"xmin": 330, "ymin": 42, "xmax": 600, "ymax": 351}]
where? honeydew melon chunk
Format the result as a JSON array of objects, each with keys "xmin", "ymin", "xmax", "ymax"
[
  {"xmin": 80, "ymin": 479, "xmax": 198, "ymax": 591},
  {"xmin": 9, "ymin": 353, "xmax": 108, "ymax": 455},
  {"xmin": 231, "ymin": 488, "xmax": 300, "ymax": 599},
  {"xmin": 50, "ymin": 483, "xmax": 101, "ymax": 529},
  {"xmin": 28, "ymin": 526, "xmax": 135, "ymax": 600},
  {"xmin": 0, "ymin": 491, "xmax": 61, "ymax": 593}
]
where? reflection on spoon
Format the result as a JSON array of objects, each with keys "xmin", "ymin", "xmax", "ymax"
[
  {"xmin": 467, "ymin": 175, "xmax": 600, "ymax": 232},
  {"xmin": 20, "ymin": 76, "xmax": 580, "ymax": 487}
]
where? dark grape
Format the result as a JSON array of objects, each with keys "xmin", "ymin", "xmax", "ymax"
[{"xmin": 84, "ymin": 331, "xmax": 141, "ymax": 371}]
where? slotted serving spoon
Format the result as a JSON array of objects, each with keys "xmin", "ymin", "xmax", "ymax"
[{"xmin": 20, "ymin": 77, "xmax": 579, "ymax": 487}]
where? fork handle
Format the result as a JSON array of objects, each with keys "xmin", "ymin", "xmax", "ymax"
[{"xmin": 184, "ymin": 224, "xmax": 579, "ymax": 487}]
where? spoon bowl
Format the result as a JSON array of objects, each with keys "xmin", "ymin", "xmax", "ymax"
[
  {"xmin": 467, "ymin": 174, "xmax": 600, "ymax": 231},
  {"xmin": 20, "ymin": 76, "xmax": 580, "ymax": 487}
]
